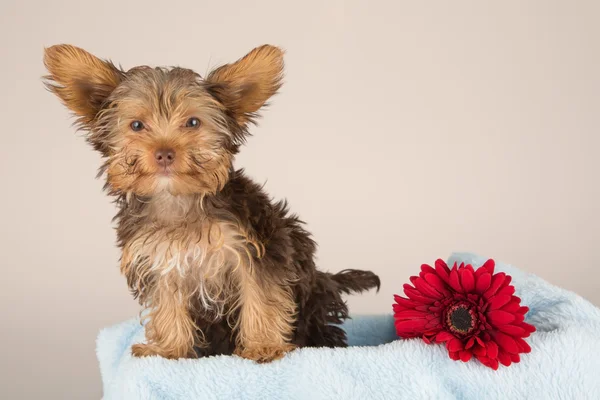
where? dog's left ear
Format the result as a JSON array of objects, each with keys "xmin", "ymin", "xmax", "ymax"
[{"xmin": 207, "ymin": 45, "xmax": 284, "ymax": 127}]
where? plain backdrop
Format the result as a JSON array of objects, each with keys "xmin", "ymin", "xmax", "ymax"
[{"xmin": 1, "ymin": 1, "xmax": 599, "ymax": 399}]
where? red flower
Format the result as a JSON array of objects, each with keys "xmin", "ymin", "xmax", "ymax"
[{"xmin": 393, "ymin": 259, "xmax": 536, "ymax": 370}]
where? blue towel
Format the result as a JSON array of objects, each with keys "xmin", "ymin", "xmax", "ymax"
[{"xmin": 97, "ymin": 252, "xmax": 600, "ymax": 399}]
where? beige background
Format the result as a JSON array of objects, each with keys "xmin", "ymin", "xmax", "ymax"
[{"xmin": 1, "ymin": 0, "xmax": 599, "ymax": 399}]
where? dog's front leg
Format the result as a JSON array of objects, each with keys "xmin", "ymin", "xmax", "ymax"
[
  {"xmin": 132, "ymin": 283, "xmax": 198, "ymax": 359},
  {"xmin": 234, "ymin": 268, "xmax": 297, "ymax": 363}
]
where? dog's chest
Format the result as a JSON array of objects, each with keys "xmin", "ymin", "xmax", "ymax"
[
  {"xmin": 128, "ymin": 220, "xmax": 247, "ymax": 278},
  {"xmin": 125, "ymin": 194, "xmax": 249, "ymax": 277}
]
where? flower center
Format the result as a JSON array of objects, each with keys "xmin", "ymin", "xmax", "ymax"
[{"xmin": 446, "ymin": 302, "xmax": 477, "ymax": 335}]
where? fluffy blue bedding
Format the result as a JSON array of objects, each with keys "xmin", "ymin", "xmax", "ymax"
[{"xmin": 97, "ymin": 252, "xmax": 600, "ymax": 399}]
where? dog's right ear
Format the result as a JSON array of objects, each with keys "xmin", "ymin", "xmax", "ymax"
[{"xmin": 43, "ymin": 44, "xmax": 122, "ymax": 127}]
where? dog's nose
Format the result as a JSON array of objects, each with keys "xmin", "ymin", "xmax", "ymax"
[{"xmin": 154, "ymin": 148, "xmax": 176, "ymax": 167}]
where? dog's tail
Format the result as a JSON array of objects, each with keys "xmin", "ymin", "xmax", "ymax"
[
  {"xmin": 330, "ymin": 269, "xmax": 381, "ymax": 295},
  {"xmin": 294, "ymin": 269, "xmax": 380, "ymax": 348}
]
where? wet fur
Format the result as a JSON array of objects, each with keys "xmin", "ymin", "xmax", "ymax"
[{"xmin": 43, "ymin": 44, "xmax": 380, "ymax": 362}]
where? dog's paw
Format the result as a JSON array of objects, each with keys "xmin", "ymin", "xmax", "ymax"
[
  {"xmin": 235, "ymin": 344, "xmax": 296, "ymax": 363},
  {"xmin": 132, "ymin": 343, "xmax": 196, "ymax": 359},
  {"xmin": 131, "ymin": 343, "xmax": 161, "ymax": 358}
]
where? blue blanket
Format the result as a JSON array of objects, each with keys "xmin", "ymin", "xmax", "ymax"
[{"xmin": 97, "ymin": 253, "xmax": 600, "ymax": 399}]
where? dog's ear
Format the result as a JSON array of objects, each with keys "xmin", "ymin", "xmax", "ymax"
[
  {"xmin": 206, "ymin": 45, "xmax": 284, "ymax": 126},
  {"xmin": 43, "ymin": 44, "xmax": 122, "ymax": 127}
]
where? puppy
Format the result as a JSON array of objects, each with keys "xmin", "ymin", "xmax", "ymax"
[{"xmin": 43, "ymin": 44, "xmax": 380, "ymax": 363}]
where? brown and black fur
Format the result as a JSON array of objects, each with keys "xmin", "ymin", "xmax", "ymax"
[{"xmin": 43, "ymin": 44, "xmax": 380, "ymax": 362}]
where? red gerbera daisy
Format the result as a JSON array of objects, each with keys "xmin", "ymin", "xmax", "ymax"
[{"xmin": 393, "ymin": 259, "xmax": 536, "ymax": 370}]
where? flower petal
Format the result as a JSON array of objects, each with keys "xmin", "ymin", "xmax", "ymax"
[
  {"xmin": 517, "ymin": 306, "xmax": 530, "ymax": 315},
  {"xmin": 488, "ymin": 358, "xmax": 499, "ymax": 370},
  {"xmin": 481, "ymin": 259, "xmax": 495, "ymax": 275},
  {"xmin": 403, "ymin": 286, "xmax": 436, "ymax": 304},
  {"xmin": 447, "ymin": 338, "xmax": 464, "ymax": 352},
  {"xmin": 496, "ymin": 324, "xmax": 527, "ymax": 337},
  {"xmin": 486, "ymin": 341, "xmax": 499, "ymax": 359},
  {"xmin": 420, "ymin": 264, "xmax": 436, "ymax": 276},
  {"xmin": 435, "ymin": 259, "xmax": 451, "ymax": 282},
  {"xmin": 472, "ymin": 344, "xmax": 486, "ymax": 356},
  {"xmin": 501, "ymin": 300, "xmax": 521, "ymax": 313},
  {"xmin": 394, "ymin": 310, "xmax": 430, "ymax": 319},
  {"xmin": 460, "ymin": 268, "xmax": 475, "ymax": 293},
  {"xmin": 475, "ymin": 272, "xmax": 492, "ymax": 294},
  {"xmin": 487, "ymin": 310, "xmax": 516, "ymax": 325},
  {"xmin": 477, "ymin": 356, "xmax": 499, "ymax": 370},
  {"xmin": 514, "ymin": 313, "xmax": 525, "ymax": 323},
  {"xmin": 488, "ymin": 295, "xmax": 512, "ymax": 311},
  {"xmin": 497, "ymin": 350, "xmax": 512, "ymax": 366},
  {"xmin": 483, "ymin": 272, "xmax": 506, "ymax": 299},
  {"xmin": 515, "ymin": 337, "xmax": 532, "ymax": 353},
  {"xmin": 517, "ymin": 326, "xmax": 531, "ymax": 338},
  {"xmin": 497, "ymin": 285, "xmax": 516, "ymax": 297},
  {"xmin": 424, "ymin": 331, "xmax": 439, "ymax": 341},
  {"xmin": 500, "ymin": 275, "xmax": 512, "ymax": 289},
  {"xmin": 491, "ymin": 331, "xmax": 519, "ymax": 354},
  {"xmin": 412, "ymin": 277, "xmax": 444, "ymax": 299},
  {"xmin": 474, "ymin": 265, "xmax": 486, "ymax": 279},
  {"xmin": 449, "ymin": 351, "xmax": 460, "ymax": 361},
  {"xmin": 435, "ymin": 331, "xmax": 455, "ymax": 343},
  {"xmin": 459, "ymin": 350, "xmax": 472, "ymax": 362},
  {"xmin": 520, "ymin": 322, "xmax": 536, "ymax": 334},
  {"xmin": 393, "ymin": 304, "xmax": 406, "ymax": 313},
  {"xmin": 394, "ymin": 295, "xmax": 419, "ymax": 307},
  {"xmin": 395, "ymin": 319, "xmax": 429, "ymax": 335},
  {"xmin": 449, "ymin": 268, "xmax": 462, "ymax": 292},
  {"xmin": 424, "ymin": 273, "xmax": 450, "ymax": 295},
  {"xmin": 425, "ymin": 320, "xmax": 442, "ymax": 331},
  {"xmin": 465, "ymin": 337, "xmax": 476, "ymax": 349},
  {"xmin": 510, "ymin": 353, "xmax": 521, "ymax": 363}
]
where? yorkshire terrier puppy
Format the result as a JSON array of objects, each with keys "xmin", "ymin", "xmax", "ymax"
[{"xmin": 43, "ymin": 44, "xmax": 380, "ymax": 363}]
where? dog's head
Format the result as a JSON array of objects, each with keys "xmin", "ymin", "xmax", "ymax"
[{"xmin": 43, "ymin": 44, "xmax": 283, "ymax": 196}]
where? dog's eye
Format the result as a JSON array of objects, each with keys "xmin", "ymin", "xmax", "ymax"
[
  {"xmin": 185, "ymin": 117, "xmax": 201, "ymax": 128},
  {"xmin": 130, "ymin": 121, "xmax": 144, "ymax": 132}
]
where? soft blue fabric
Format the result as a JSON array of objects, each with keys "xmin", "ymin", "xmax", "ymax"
[{"xmin": 97, "ymin": 252, "xmax": 600, "ymax": 399}]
